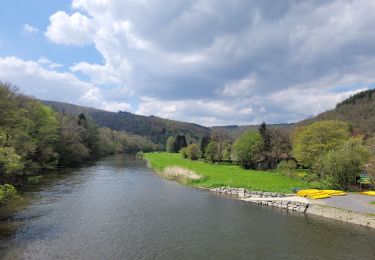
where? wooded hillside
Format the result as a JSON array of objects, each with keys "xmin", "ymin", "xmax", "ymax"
[
  {"xmin": 43, "ymin": 101, "xmax": 211, "ymax": 145},
  {"xmin": 300, "ymin": 88, "xmax": 375, "ymax": 132}
]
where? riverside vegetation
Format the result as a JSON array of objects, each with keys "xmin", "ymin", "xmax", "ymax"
[
  {"xmin": 146, "ymin": 93, "xmax": 375, "ymax": 193},
  {"xmin": 0, "ymin": 82, "xmax": 158, "ymax": 203}
]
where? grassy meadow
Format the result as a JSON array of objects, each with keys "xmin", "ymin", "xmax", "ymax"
[{"xmin": 144, "ymin": 152, "xmax": 324, "ymax": 193}]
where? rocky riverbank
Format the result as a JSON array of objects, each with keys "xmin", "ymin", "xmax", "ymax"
[
  {"xmin": 211, "ymin": 187, "xmax": 309, "ymax": 213},
  {"xmin": 211, "ymin": 187, "xmax": 375, "ymax": 228}
]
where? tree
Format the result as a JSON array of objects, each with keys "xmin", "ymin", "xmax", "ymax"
[
  {"xmin": 78, "ymin": 113, "xmax": 100, "ymax": 156},
  {"xmin": 166, "ymin": 136, "xmax": 175, "ymax": 152},
  {"xmin": 259, "ymin": 122, "xmax": 272, "ymax": 152},
  {"xmin": 233, "ymin": 131, "xmax": 263, "ymax": 168},
  {"xmin": 186, "ymin": 143, "xmax": 201, "ymax": 160},
  {"xmin": 292, "ymin": 120, "xmax": 350, "ymax": 167},
  {"xmin": 269, "ymin": 128, "xmax": 291, "ymax": 162},
  {"xmin": 200, "ymin": 136, "xmax": 211, "ymax": 156},
  {"xmin": 313, "ymin": 138, "xmax": 369, "ymax": 189},
  {"xmin": 173, "ymin": 135, "xmax": 187, "ymax": 153},
  {"xmin": 211, "ymin": 130, "xmax": 229, "ymax": 162},
  {"xmin": 205, "ymin": 142, "xmax": 218, "ymax": 162},
  {"xmin": 364, "ymin": 137, "xmax": 375, "ymax": 179},
  {"xmin": 56, "ymin": 115, "xmax": 89, "ymax": 166}
]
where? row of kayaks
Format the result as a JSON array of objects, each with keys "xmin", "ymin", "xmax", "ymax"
[
  {"xmin": 297, "ymin": 189, "xmax": 347, "ymax": 199},
  {"xmin": 361, "ymin": 191, "xmax": 375, "ymax": 196}
]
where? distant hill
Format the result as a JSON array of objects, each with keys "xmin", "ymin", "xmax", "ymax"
[
  {"xmin": 299, "ymin": 88, "xmax": 375, "ymax": 132},
  {"xmin": 212, "ymin": 123, "xmax": 294, "ymax": 140},
  {"xmin": 42, "ymin": 100, "xmax": 210, "ymax": 145}
]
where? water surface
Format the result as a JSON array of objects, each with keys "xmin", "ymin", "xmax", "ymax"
[{"xmin": 0, "ymin": 155, "xmax": 374, "ymax": 259}]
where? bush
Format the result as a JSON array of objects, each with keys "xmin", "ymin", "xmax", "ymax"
[
  {"xmin": 136, "ymin": 151, "xmax": 144, "ymax": 158},
  {"xmin": 277, "ymin": 160, "xmax": 297, "ymax": 178},
  {"xmin": 180, "ymin": 147, "xmax": 188, "ymax": 159},
  {"xmin": 313, "ymin": 138, "xmax": 369, "ymax": 189},
  {"xmin": 186, "ymin": 143, "xmax": 201, "ymax": 160},
  {"xmin": 27, "ymin": 175, "xmax": 42, "ymax": 184},
  {"xmin": 205, "ymin": 142, "xmax": 218, "ymax": 162},
  {"xmin": 0, "ymin": 184, "xmax": 17, "ymax": 203}
]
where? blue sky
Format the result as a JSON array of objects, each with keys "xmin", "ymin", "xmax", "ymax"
[{"xmin": 0, "ymin": 0, "xmax": 374, "ymax": 126}]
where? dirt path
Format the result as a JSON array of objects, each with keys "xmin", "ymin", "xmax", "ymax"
[{"xmin": 310, "ymin": 193, "xmax": 375, "ymax": 214}]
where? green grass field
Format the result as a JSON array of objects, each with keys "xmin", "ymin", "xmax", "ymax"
[{"xmin": 144, "ymin": 152, "xmax": 322, "ymax": 193}]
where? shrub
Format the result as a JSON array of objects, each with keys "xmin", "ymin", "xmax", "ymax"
[
  {"xmin": 277, "ymin": 160, "xmax": 297, "ymax": 178},
  {"xmin": 313, "ymin": 138, "xmax": 369, "ymax": 189},
  {"xmin": 0, "ymin": 184, "xmax": 17, "ymax": 203},
  {"xmin": 166, "ymin": 136, "xmax": 175, "ymax": 152},
  {"xmin": 205, "ymin": 142, "xmax": 218, "ymax": 162},
  {"xmin": 180, "ymin": 147, "xmax": 188, "ymax": 159},
  {"xmin": 136, "ymin": 151, "xmax": 144, "ymax": 158},
  {"xmin": 186, "ymin": 143, "xmax": 201, "ymax": 160}
]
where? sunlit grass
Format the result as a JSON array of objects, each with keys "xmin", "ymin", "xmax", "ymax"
[{"xmin": 145, "ymin": 152, "xmax": 323, "ymax": 193}]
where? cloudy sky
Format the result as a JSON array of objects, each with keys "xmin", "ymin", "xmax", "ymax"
[{"xmin": 0, "ymin": 0, "xmax": 374, "ymax": 126}]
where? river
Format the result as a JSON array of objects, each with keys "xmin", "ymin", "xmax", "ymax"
[{"xmin": 0, "ymin": 155, "xmax": 374, "ymax": 259}]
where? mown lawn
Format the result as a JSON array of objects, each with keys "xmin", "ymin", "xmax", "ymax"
[{"xmin": 144, "ymin": 152, "xmax": 321, "ymax": 193}]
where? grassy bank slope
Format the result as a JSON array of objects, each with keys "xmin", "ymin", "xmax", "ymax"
[{"xmin": 145, "ymin": 152, "xmax": 317, "ymax": 193}]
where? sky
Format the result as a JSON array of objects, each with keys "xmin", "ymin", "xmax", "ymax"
[{"xmin": 0, "ymin": 0, "xmax": 375, "ymax": 126}]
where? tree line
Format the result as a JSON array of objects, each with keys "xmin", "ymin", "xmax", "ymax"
[
  {"xmin": 0, "ymin": 83, "xmax": 158, "ymax": 202},
  {"xmin": 166, "ymin": 120, "xmax": 375, "ymax": 190}
]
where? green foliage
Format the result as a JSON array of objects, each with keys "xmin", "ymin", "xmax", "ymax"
[
  {"xmin": 186, "ymin": 143, "xmax": 201, "ymax": 160},
  {"xmin": 136, "ymin": 151, "xmax": 144, "ymax": 158},
  {"xmin": 337, "ymin": 88, "xmax": 375, "ymax": 107},
  {"xmin": 277, "ymin": 160, "xmax": 297, "ymax": 178},
  {"xmin": 233, "ymin": 131, "xmax": 263, "ymax": 168},
  {"xmin": 205, "ymin": 142, "xmax": 218, "ymax": 162},
  {"xmin": 313, "ymin": 138, "xmax": 369, "ymax": 189},
  {"xmin": 0, "ymin": 130, "xmax": 23, "ymax": 176},
  {"xmin": 180, "ymin": 147, "xmax": 188, "ymax": 159},
  {"xmin": 27, "ymin": 175, "xmax": 42, "ymax": 184},
  {"xmin": 43, "ymin": 100, "xmax": 211, "ymax": 146},
  {"xmin": 210, "ymin": 130, "xmax": 230, "ymax": 162},
  {"xmin": 292, "ymin": 120, "xmax": 350, "ymax": 167},
  {"xmin": 56, "ymin": 115, "xmax": 90, "ymax": 166},
  {"xmin": 259, "ymin": 122, "xmax": 272, "ymax": 152},
  {"xmin": 303, "ymin": 88, "xmax": 375, "ymax": 132},
  {"xmin": 0, "ymin": 184, "xmax": 17, "ymax": 203},
  {"xmin": 145, "ymin": 152, "xmax": 322, "ymax": 193},
  {"xmin": 166, "ymin": 136, "xmax": 175, "ymax": 152},
  {"xmin": 200, "ymin": 136, "xmax": 211, "ymax": 156}
]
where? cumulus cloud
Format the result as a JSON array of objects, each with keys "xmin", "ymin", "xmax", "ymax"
[
  {"xmin": 45, "ymin": 11, "xmax": 95, "ymax": 46},
  {"xmin": 22, "ymin": 24, "xmax": 39, "ymax": 35},
  {"xmin": 0, "ymin": 56, "xmax": 131, "ymax": 112},
  {"xmin": 37, "ymin": 0, "xmax": 375, "ymax": 124}
]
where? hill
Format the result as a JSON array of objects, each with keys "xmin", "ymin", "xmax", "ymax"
[
  {"xmin": 300, "ymin": 88, "xmax": 375, "ymax": 132},
  {"xmin": 212, "ymin": 123, "xmax": 294, "ymax": 140},
  {"xmin": 42, "ymin": 100, "xmax": 211, "ymax": 145}
]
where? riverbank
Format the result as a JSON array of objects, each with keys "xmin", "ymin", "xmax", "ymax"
[
  {"xmin": 144, "ymin": 152, "xmax": 323, "ymax": 193},
  {"xmin": 145, "ymin": 152, "xmax": 375, "ymax": 229}
]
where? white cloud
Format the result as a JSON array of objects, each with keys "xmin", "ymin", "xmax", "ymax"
[
  {"xmin": 22, "ymin": 24, "xmax": 39, "ymax": 35},
  {"xmin": 0, "ymin": 56, "xmax": 131, "ymax": 112},
  {"xmin": 19, "ymin": 0, "xmax": 375, "ymax": 125},
  {"xmin": 45, "ymin": 11, "xmax": 95, "ymax": 46},
  {"xmin": 37, "ymin": 56, "xmax": 63, "ymax": 69}
]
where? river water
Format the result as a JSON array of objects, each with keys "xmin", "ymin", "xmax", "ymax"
[{"xmin": 0, "ymin": 155, "xmax": 374, "ymax": 259}]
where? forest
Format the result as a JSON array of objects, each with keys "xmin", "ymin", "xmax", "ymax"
[{"xmin": 0, "ymin": 83, "xmax": 158, "ymax": 202}]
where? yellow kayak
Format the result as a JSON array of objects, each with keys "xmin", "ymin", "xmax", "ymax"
[
  {"xmin": 361, "ymin": 191, "xmax": 375, "ymax": 196},
  {"xmin": 297, "ymin": 189, "xmax": 347, "ymax": 199},
  {"xmin": 309, "ymin": 194, "xmax": 331, "ymax": 199}
]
